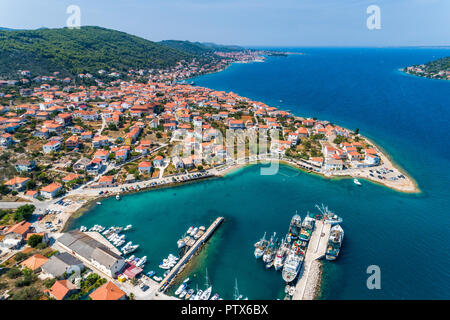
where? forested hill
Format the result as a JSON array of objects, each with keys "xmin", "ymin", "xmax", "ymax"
[
  {"xmin": 0, "ymin": 26, "xmax": 197, "ymax": 78},
  {"xmin": 159, "ymin": 40, "xmax": 243, "ymax": 55}
]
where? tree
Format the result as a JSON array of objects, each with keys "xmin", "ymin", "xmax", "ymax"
[
  {"xmin": 11, "ymin": 286, "xmax": 42, "ymax": 300},
  {"xmin": 43, "ymin": 278, "xmax": 56, "ymax": 289},
  {"xmin": 6, "ymin": 267, "xmax": 23, "ymax": 279},
  {"xmin": 27, "ymin": 234, "xmax": 43, "ymax": 248},
  {"xmin": 14, "ymin": 252, "xmax": 30, "ymax": 263},
  {"xmin": 14, "ymin": 204, "xmax": 35, "ymax": 221}
]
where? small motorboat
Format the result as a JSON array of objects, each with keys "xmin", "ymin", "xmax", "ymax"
[{"xmin": 353, "ymin": 178, "xmax": 362, "ymax": 186}]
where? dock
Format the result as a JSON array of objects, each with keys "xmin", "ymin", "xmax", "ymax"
[
  {"xmin": 291, "ymin": 220, "xmax": 331, "ymax": 300},
  {"xmin": 158, "ymin": 216, "xmax": 224, "ymax": 292}
]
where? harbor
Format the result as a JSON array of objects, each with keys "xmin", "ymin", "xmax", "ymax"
[{"xmin": 253, "ymin": 204, "xmax": 343, "ymax": 300}]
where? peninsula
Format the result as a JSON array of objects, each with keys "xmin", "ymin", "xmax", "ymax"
[{"xmin": 403, "ymin": 56, "xmax": 450, "ymax": 80}]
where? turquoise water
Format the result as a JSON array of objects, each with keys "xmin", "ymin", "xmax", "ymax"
[{"xmin": 69, "ymin": 48, "xmax": 450, "ymax": 299}]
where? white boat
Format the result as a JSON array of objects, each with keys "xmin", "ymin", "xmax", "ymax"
[
  {"xmin": 194, "ymin": 289, "xmax": 203, "ymax": 300},
  {"xmin": 175, "ymin": 283, "xmax": 186, "ymax": 296},
  {"xmin": 179, "ymin": 288, "xmax": 188, "ymax": 298},
  {"xmin": 177, "ymin": 239, "xmax": 186, "ymax": 248},
  {"xmin": 136, "ymin": 256, "xmax": 147, "ymax": 267},
  {"xmin": 159, "ymin": 262, "xmax": 171, "ymax": 270},
  {"xmin": 282, "ymin": 250, "xmax": 303, "ymax": 283},
  {"xmin": 190, "ymin": 227, "xmax": 198, "ymax": 236},
  {"xmin": 200, "ymin": 287, "xmax": 212, "ymax": 300},
  {"xmin": 326, "ymin": 224, "xmax": 344, "ymax": 260},
  {"xmin": 183, "ymin": 277, "xmax": 190, "ymax": 284},
  {"xmin": 187, "ymin": 226, "xmax": 194, "ymax": 234},
  {"xmin": 116, "ymin": 194, "xmax": 121, "ymax": 200},
  {"xmin": 273, "ymin": 238, "xmax": 288, "ymax": 271},
  {"xmin": 210, "ymin": 293, "xmax": 220, "ymax": 300},
  {"xmin": 96, "ymin": 202, "xmax": 102, "ymax": 205},
  {"xmin": 124, "ymin": 224, "xmax": 132, "ymax": 231},
  {"xmin": 254, "ymin": 232, "xmax": 267, "ymax": 259},
  {"xmin": 353, "ymin": 178, "xmax": 362, "ymax": 186},
  {"xmin": 153, "ymin": 276, "xmax": 162, "ymax": 282},
  {"xmin": 185, "ymin": 289, "xmax": 194, "ymax": 300}
]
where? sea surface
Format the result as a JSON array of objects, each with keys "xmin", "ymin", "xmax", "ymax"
[{"xmin": 69, "ymin": 48, "xmax": 450, "ymax": 299}]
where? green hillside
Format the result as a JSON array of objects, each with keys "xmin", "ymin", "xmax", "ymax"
[
  {"xmin": 159, "ymin": 40, "xmax": 215, "ymax": 55},
  {"xmin": 0, "ymin": 26, "xmax": 196, "ymax": 78},
  {"xmin": 160, "ymin": 40, "xmax": 243, "ymax": 54}
]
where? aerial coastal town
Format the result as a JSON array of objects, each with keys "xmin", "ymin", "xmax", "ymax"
[{"xmin": 0, "ymin": 48, "xmax": 416, "ymax": 301}]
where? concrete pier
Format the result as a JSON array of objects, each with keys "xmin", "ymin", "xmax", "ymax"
[
  {"xmin": 292, "ymin": 220, "xmax": 331, "ymax": 300},
  {"xmin": 158, "ymin": 216, "xmax": 224, "ymax": 292}
]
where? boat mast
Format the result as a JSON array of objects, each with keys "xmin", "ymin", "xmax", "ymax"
[
  {"xmin": 205, "ymin": 268, "xmax": 210, "ymax": 288},
  {"xmin": 234, "ymin": 278, "xmax": 240, "ymax": 300}
]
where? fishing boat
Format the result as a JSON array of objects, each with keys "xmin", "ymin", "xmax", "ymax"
[
  {"xmin": 287, "ymin": 214, "xmax": 302, "ymax": 242},
  {"xmin": 353, "ymin": 178, "xmax": 362, "ymax": 186},
  {"xmin": 299, "ymin": 216, "xmax": 314, "ymax": 242},
  {"xmin": 273, "ymin": 238, "xmax": 289, "ymax": 271},
  {"xmin": 316, "ymin": 204, "xmax": 343, "ymax": 225},
  {"xmin": 326, "ymin": 224, "xmax": 344, "ymax": 260},
  {"xmin": 262, "ymin": 233, "xmax": 277, "ymax": 263},
  {"xmin": 282, "ymin": 248, "xmax": 304, "ymax": 283},
  {"xmin": 254, "ymin": 232, "xmax": 268, "ymax": 259}
]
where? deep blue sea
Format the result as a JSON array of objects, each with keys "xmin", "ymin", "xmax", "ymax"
[{"xmin": 69, "ymin": 48, "xmax": 450, "ymax": 299}]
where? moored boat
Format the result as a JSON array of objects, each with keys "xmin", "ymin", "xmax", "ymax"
[
  {"xmin": 326, "ymin": 224, "xmax": 344, "ymax": 260},
  {"xmin": 287, "ymin": 214, "xmax": 302, "ymax": 242}
]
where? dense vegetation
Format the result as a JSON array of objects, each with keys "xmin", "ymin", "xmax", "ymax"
[
  {"xmin": 159, "ymin": 40, "xmax": 215, "ymax": 55},
  {"xmin": 160, "ymin": 40, "xmax": 243, "ymax": 55},
  {"xmin": 419, "ymin": 56, "xmax": 450, "ymax": 73},
  {"xmin": 0, "ymin": 26, "xmax": 196, "ymax": 78}
]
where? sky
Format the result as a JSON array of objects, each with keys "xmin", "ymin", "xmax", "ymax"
[{"xmin": 1, "ymin": 0, "xmax": 449, "ymax": 46}]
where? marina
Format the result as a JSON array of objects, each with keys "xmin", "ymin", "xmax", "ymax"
[{"xmin": 159, "ymin": 217, "xmax": 224, "ymax": 293}]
